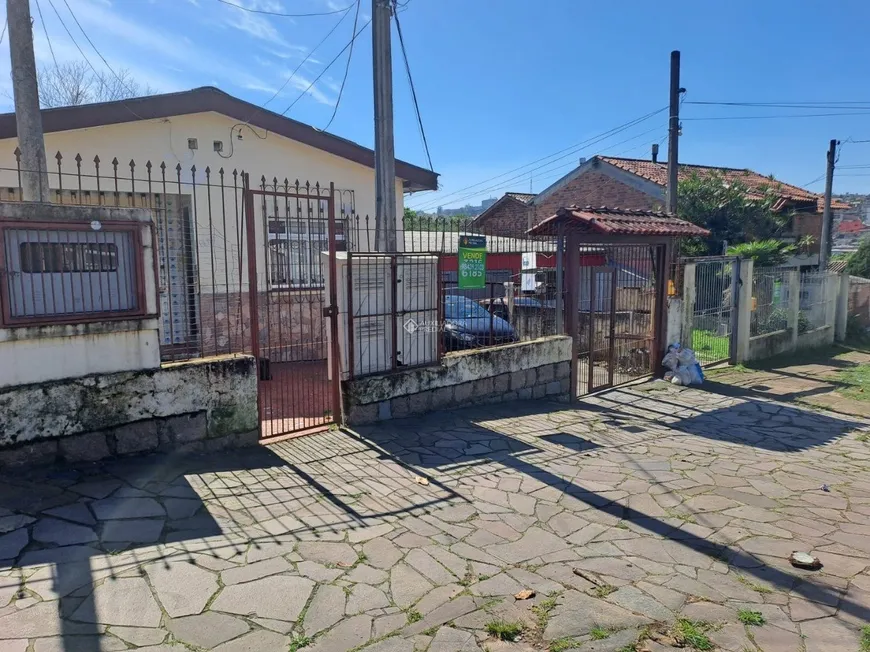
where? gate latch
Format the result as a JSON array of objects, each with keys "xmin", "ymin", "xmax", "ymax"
[{"xmin": 322, "ymin": 305, "xmax": 337, "ymax": 317}]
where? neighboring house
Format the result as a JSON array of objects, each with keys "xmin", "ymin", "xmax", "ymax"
[
  {"xmin": 470, "ymin": 192, "xmax": 535, "ymax": 235},
  {"xmin": 473, "ymin": 156, "xmax": 847, "ymax": 258},
  {"xmin": 0, "ymin": 87, "xmax": 438, "ymax": 359}
]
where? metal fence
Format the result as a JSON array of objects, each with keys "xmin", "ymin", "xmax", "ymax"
[
  {"xmin": 799, "ymin": 270, "xmax": 836, "ymax": 332},
  {"xmin": 340, "ymin": 252, "xmax": 441, "ymax": 379},
  {"xmin": 751, "ymin": 267, "xmax": 791, "ymax": 337},
  {"xmin": 0, "ymin": 152, "xmax": 355, "ymax": 363},
  {"xmin": 338, "ymin": 212, "xmax": 565, "ymax": 376},
  {"xmin": 687, "ymin": 257, "xmax": 737, "ymax": 365}
]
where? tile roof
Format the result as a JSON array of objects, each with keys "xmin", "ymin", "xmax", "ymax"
[
  {"xmin": 528, "ymin": 206, "xmax": 711, "ymax": 238},
  {"xmin": 838, "ymin": 219, "xmax": 866, "ymax": 234},
  {"xmin": 504, "ymin": 192, "xmax": 536, "ymax": 204},
  {"xmin": 598, "ymin": 156, "xmax": 850, "ymax": 212},
  {"xmin": 828, "ymin": 260, "xmax": 849, "ymax": 273}
]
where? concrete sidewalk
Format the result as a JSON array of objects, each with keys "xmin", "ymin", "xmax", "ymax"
[{"xmin": 2, "ymin": 380, "xmax": 870, "ymax": 651}]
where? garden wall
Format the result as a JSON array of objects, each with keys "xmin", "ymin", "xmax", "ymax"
[{"xmin": 343, "ymin": 335, "xmax": 572, "ymax": 425}]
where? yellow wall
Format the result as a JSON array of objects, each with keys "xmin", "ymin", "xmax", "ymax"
[{"xmin": 0, "ymin": 112, "xmax": 408, "ymax": 291}]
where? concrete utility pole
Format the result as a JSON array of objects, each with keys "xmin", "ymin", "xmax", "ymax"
[
  {"xmin": 372, "ymin": 0, "xmax": 397, "ymax": 251},
  {"xmin": 818, "ymin": 138, "xmax": 837, "ymax": 271},
  {"xmin": 666, "ymin": 50, "xmax": 681, "ymax": 214},
  {"xmin": 7, "ymin": 0, "xmax": 49, "ymax": 202}
]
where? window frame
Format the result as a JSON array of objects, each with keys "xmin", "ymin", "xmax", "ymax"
[
  {"xmin": 266, "ymin": 216, "xmax": 331, "ymax": 290},
  {"xmin": 0, "ymin": 219, "xmax": 147, "ymax": 327}
]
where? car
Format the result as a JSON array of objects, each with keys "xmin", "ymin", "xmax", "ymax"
[{"xmin": 443, "ymin": 294, "xmax": 518, "ymax": 351}]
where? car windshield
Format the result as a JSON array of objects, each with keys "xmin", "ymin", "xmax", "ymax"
[{"xmin": 445, "ymin": 296, "xmax": 490, "ymax": 320}]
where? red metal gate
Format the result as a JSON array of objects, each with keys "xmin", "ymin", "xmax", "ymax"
[{"xmin": 243, "ymin": 175, "xmax": 341, "ymax": 439}]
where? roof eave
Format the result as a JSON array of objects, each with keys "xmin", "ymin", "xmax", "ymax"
[{"xmin": 0, "ymin": 86, "xmax": 439, "ymax": 191}]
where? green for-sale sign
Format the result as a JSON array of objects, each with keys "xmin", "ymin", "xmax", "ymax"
[{"xmin": 458, "ymin": 235, "xmax": 486, "ymax": 289}]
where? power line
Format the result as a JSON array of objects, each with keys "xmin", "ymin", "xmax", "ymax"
[
  {"xmin": 323, "ymin": 0, "xmax": 361, "ymax": 131},
  {"xmin": 412, "ymin": 122, "xmax": 667, "ymax": 212},
  {"xmin": 0, "ymin": 17, "xmax": 7, "ymax": 46},
  {"xmin": 682, "ymin": 112, "xmax": 870, "ymax": 121},
  {"xmin": 45, "ymin": 0, "xmax": 146, "ymax": 119},
  {"xmin": 34, "ymin": 0, "xmax": 59, "ymax": 69},
  {"xmin": 687, "ymin": 101, "xmax": 870, "ymax": 109},
  {"xmin": 279, "ymin": 18, "xmax": 372, "ymax": 116},
  {"xmin": 409, "ymin": 106, "xmax": 667, "ymax": 210},
  {"xmin": 249, "ymin": 5, "xmax": 353, "ymax": 120},
  {"xmin": 393, "ymin": 0, "xmax": 433, "ymax": 171},
  {"xmin": 216, "ymin": 0, "xmax": 354, "ymax": 17}
]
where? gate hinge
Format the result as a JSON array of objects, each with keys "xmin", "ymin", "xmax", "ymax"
[{"xmin": 322, "ymin": 305, "xmax": 337, "ymax": 317}]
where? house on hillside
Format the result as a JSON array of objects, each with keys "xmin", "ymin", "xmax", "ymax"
[
  {"xmin": 0, "ymin": 87, "xmax": 438, "ymax": 360},
  {"xmin": 473, "ymin": 155, "xmax": 847, "ymax": 264}
]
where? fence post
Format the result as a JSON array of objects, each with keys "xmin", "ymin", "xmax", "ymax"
[
  {"xmin": 835, "ymin": 273, "xmax": 850, "ymax": 342},
  {"xmin": 735, "ymin": 259, "xmax": 753, "ymax": 363},
  {"xmin": 728, "ymin": 258, "xmax": 740, "ymax": 365},
  {"xmin": 787, "ymin": 269, "xmax": 800, "ymax": 352},
  {"xmin": 681, "ymin": 262, "xmax": 696, "ymax": 347},
  {"xmin": 504, "ymin": 281, "xmax": 515, "ymax": 322}
]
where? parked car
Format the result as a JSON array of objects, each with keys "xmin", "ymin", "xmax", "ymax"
[{"xmin": 443, "ymin": 295, "xmax": 518, "ymax": 351}]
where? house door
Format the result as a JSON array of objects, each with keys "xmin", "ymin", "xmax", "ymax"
[{"xmin": 243, "ymin": 177, "xmax": 342, "ymax": 439}]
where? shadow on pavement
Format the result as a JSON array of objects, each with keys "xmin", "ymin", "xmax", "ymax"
[{"xmin": 356, "ymin": 395, "xmax": 870, "ymax": 626}]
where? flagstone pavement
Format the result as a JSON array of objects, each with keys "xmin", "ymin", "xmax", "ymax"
[{"xmin": 2, "ymin": 380, "xmax": 870, "ymax": 651}]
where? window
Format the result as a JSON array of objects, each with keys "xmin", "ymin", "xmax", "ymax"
[
  {"xmin": 19, "ymin": 242, "xmax": 118, "ymax": 273},
  {"xmin": 268, "ymin": 218, "xmax": 343, "ymax": 288}
]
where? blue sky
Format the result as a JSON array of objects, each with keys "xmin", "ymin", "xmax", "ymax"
[{"xmin": 2, "ymin": 0, "xmax": 870, "ymax": 210}]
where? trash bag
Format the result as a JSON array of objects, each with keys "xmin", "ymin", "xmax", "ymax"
[{"xmin": 661, "ymin": 343, "xmax": 704, "ymax": 386}]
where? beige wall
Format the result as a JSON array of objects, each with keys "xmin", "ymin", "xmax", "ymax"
[{"xmin": 0, "ymin": 111, "xmax": 407, "ymax": 291}]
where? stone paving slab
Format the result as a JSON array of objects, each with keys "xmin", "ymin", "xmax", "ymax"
[{"xmin": 2, "ymin": 383, "xmax": 870, "ymax": 650}]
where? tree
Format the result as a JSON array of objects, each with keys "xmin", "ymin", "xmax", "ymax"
[
  {"xmin": 727, "ymin": 239, "xmax": 796, "ymax": 267},
  {"xmin": 677, "ymin": 171, "xmax": 790, "ymax": 257},
  {"xmin": 846, "ymin": 236, "xmax": 870, "ymax": 278},
  {"xmin": 37, "ymin": 61, "xmax": 155, "ymax": 108}
]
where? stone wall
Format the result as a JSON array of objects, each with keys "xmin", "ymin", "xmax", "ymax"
[
  {"xmin": 344, "ymin": 335, "xmax": 572, "ymax": 425},
  {"xmin": 0, "ymin": 354, "xmax": 258, "ymax": 467}
]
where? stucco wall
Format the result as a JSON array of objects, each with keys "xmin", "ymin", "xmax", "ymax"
[
  {"xmin": 0, "ymin": 354, "xmax": 258, "ymax": 467},
  {"xmin": 0, "ymin": 202, "xmax": 161, "ymax": 387},
  {"xmin": 0, "ymin": 111, "xmax": 406, "ymax": 264},
  {"xmin": 344, "ymin": 336, "xmax": 572, "ymax": 424}
]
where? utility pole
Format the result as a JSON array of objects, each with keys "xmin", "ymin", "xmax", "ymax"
[
  {"xmin": 666, "ymin": 50, "xmax": 681, "ymax": 214},
  {"xmin": 372, "ymin": 0, "xmax": 396, "ymax": 251},
  {"xmin": 7, "ymin": 0, "xmax": 49, "ymax": 202},
  {"xmin": 818, "ymin": 138, "xmax": 837, "ymax": 271}
]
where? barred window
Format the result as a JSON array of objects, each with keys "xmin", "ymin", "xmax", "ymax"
[
  {"xmin": 20, "ymin": 242, "xmax": 118, "ymax": 273},
  {"xmin": 267, "ymin": 219, "xmax": 329, "ymax": 288}
]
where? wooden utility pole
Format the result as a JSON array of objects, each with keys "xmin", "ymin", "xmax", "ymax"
[
  {"xmin": 818, "ymin": 139, "xmax": 837, "ymax": 271},
  {"xmin": 666, "ymin": 50, "xmax": 681, "ymax": 214},
  {"xmin": 372, "ymin": 0, "xmax": 397, "ymax": 251},
  {"xmin": 7, "ymin": 0, "xmax": 49, "ymax": 202}
]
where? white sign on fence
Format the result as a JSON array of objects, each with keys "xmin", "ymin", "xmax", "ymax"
[{"xmin": 521, "ymin": 252, "xmax": 536, "ymax": 292}]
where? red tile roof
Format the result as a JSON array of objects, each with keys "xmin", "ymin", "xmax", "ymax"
[
  {"xmin": 528, "ymin": 206, "xmax": 711, "ymax": 238},
  {"xmin": 598, "ymin": 156, "xmax": 850, "ymax": 212},
  {"xmin": 838, "ymin": 219, "xmax": 866, "ymax": 234}
]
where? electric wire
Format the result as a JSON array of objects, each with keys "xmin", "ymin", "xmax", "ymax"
[
  {"xmin": 34, "ymin": 0, "xmax": 59, "ymax": 69},
  {"xmin": 45, "ymin": 0, "xmax": 146, "ymax": 120},
  {"xmin": 409, "ymin": 107, "xmax": 667, "ymax": 211},
  {"xmin": 393, "ymin": 0, "xmax": 434, "ymax": 171},
  {"xmin": 322, "ymin": 0, "xmax": 361, "ymax": 131},
  {"xmin": 216, "ymin": 0, "xmax": 354, "ymax": 17},
  {"xmin": 279, "ymin": 18, "xmax": 372, "ymax": 116}
]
